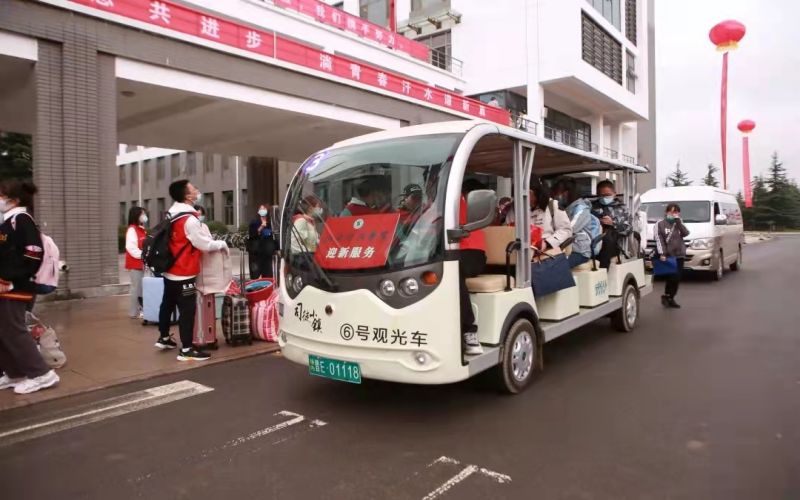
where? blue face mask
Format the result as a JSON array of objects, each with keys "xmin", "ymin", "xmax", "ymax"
[
  {"xmin": 258, "ymin": 209, "xmax": 268, "ymax": 217},
  {"xmin": 599, "ymin": 196, "xmax": 615, "ymax": 206}
]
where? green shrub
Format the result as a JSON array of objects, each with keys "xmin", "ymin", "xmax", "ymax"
[{"xmin": 206, "ymin": 220, "xmax": 229, "ymax": 235}]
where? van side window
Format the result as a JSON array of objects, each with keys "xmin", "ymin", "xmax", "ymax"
[{"xmin": 714, "ymin": 202, "xmax": 721, "ymax": 216}]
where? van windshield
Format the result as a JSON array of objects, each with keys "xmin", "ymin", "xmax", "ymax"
[
  {"xmin": 642, "ymin": 201, "xmax": 711, "ymax": 223},
  {"xmin": 281, "ymin": 134, "xmax": 462, "ymax": 278}
]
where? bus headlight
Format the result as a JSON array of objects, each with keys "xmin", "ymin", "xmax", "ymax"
[
  {"xmin": 399, "ymin": 278, "xmax": 420, "ymax": 296},
  {"xmin": 691, "ymin": 238, "xmax": 714, "ymax": 250},
  {"xmin": 293, "ymin": 275, "xmax": 304, "ymax": 293},
  {"xmin": 379, "ymin": 279, "xmax": 396, "ymax": 297}
]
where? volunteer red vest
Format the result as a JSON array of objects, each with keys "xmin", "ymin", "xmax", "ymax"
[
  {"xmin": 125, "ymin": 225, "xmax": 147, "ymax": 271},
  {"xmin": 167, "ymin": 214, "xmax": 201, "ymax": 277},
  {"xmin": 459, "ymin": 196, "xmax": 487, "ymax": 252}
]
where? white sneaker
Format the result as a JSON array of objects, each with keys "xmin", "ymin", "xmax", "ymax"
[
  {"xmin": 464, "ymin": 331, "xmax": 483, "ymax": 355},
  {"xmin": 13, "ymin": 370, "xmax": 60, "ymax": 395},
  {"xmin": 0, "ymin": 374, "xmax": 25, "ymax": 390}
]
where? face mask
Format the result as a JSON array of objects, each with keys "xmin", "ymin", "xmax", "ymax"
[
  {"xmin": 666, "ymin": 215, "xmax": 676, "ymax": 222},
  {"xmin": 198, "ymin": 215, "xmax": 206, "ymax": 223},
  {"xmin": 139, "ymin": 214, "xmax": 148, "ymax": 225},
  {"xmin": 312, "ymin": 207, "xmax": 324, "ymax": 217},
  {"xmin": 600, "ymin": 196, "xmax": 614, "ymax": 206},
  {"xmin": 194, "ymin": 192, "xmax": 203, "ymax": 204},
  {"xmin": 0, "ymin": 198, "xmax": 11, "ymax": 213},
  {"xmin": 258, "ymin": 209, "xmax": 268, "ymax": 217}
]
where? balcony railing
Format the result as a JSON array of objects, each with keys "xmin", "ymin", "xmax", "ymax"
[
  {"xmin": 603, "ymin": 147, "xmax": 619, "ymax": 160},
  {"xmin": 543, "ymin": 125, "xmax": 598, "ymax": 153},
  {"xmin": 429, "ymin": 48, "xmax": 463, "ymax": 76},
  {"xmin": 622, "ymin": 154, "xmax": 636, "ymax": 164},
  {"xmin": 510, "ymin": 112, "xmax": 538, "ymax": 135}
]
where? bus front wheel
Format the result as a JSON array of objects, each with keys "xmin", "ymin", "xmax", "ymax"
[{"xmin": 496, "ymin": 318, "xmax": 541, "ymax": 394}]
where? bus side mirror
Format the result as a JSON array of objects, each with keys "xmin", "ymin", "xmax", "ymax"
[
  {"xmin": 463, "ymin": 189, "xmax": 497, "ymax": 232},
  {"xmin": 715, "ymin": 214, "xmax": 728, "ymax": 226}
]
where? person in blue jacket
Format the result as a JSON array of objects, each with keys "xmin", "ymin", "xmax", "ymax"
[{"xmin": 248, "ymin": 204, "xmax": 278, "ymax": 279}]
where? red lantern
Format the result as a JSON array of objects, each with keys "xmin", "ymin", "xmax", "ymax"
[
  {"xmin": 709, "ymin": 20, "xmax": 746, "ymax": 52},
  {"xmin": 737, "ymin": 119, "xmax": 756, "ymax": 134}
]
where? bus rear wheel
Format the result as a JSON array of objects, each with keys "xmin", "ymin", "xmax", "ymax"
[
  {"xmin": 496, "ymin": 318, "xmax": 541, "ymax": 394},
  {"xmin": 611, "ymin": 282, "xmax": 639, "ymax": 332}
]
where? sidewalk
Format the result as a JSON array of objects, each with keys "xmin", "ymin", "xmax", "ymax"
[{"xmin": 0, "ymin": 294, "xmax": 278, "ymax": 411}]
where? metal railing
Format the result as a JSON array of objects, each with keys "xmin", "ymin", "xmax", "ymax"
[
  {"xmin": 622, "ymin": 154, "xmax": 635, "ymax": 164},
  {"xmin": 603, "ymin": 147, "xmax": 619, "ymax": 160},
  {"xmin": 510, "ymin": 112, "xmax": 538, "ymax": 135},
  {"xmin": 429, "ymin": 48, "xmax": 463, "ymax": 76},
  {"xmin": 543, "ymin": 125, "xmax": 598, "ymax": 153}
]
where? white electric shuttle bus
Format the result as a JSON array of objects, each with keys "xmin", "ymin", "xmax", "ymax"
[{"xmin": 276, "ymin": 120, "xmax": 652, "ymax": 393}]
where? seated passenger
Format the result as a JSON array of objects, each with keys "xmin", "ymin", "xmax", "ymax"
[
  {"xmin": 504, "ymin": 183, "xmax": 572, "ymax": 252},
  {"xmin": 397, "ymin": 183, "xmax": 423, "ymax": 226},
  {"xmin": 591, "ymin": 180, "xmax": 632, "ymax": 268},
  {"xmin": 549, "ymin": 178, "xmax": 578, "ymax": 210},
  {"xmin": 458, "ymin": 180, "xmax": 488, "ymax": 356},
  {"xmin": 341, "ymin": 179, "xmax": 380, "ymax": 217},
  {"xmin": 495, "ymin": 196, "xmax": 513, "ymax": 225},
  {"xmin": 563, "ymin": 198, "xmax": 602, "ymax": 268}
]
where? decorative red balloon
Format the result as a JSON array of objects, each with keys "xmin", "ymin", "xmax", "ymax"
[
  {"xmin": 737, "ymin": 119, "xmax": 756, "ymax": 133},
  {"xmin": 709, "ymin": 20, "xmax": 746, "ymax": 51}
]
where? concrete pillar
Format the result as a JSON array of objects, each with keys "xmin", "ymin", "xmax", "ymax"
[
  {"xmin": 33, "ymin": 38, "xmax": 119, "ymax": 292},
  {"xmin": 608, "ymin": 122, "xmax": 621, "ymax": 157}
]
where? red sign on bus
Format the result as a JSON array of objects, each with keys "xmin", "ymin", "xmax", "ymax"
[{"xmin": 315, "ymin": 214, "xmax": 400, "ymax": 270}]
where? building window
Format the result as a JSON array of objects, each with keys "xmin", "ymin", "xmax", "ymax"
[
  {"xmin": 586, "ymin": 0, "xmax": 621, "ymax": 31},
  {"xmin": 359, "ymin": 0, "xmax": 389, "ymax": 27},
  {"xmin": 131, "ymin": 200, "xmax": 138, "ymax": 208},
  {"xmin": 582, "ymin": 13, "xmax": 623, "ymax": 85},
  {"xmin": 203, "ymin": 153, "xmax": 214, "ymax": 174},
  {"xmin": 241, "ymin": 189, "xmax": 248, "ymax": 226},
  {"xmin": 411, "ymin": 0, "xmax": 449, "ymax": 12},
  {"xmin": 143, "ymin": 199, "xmax": 151, "ymax": 217},
  {"xmin": 131, "ymin": 164, "xmax": 138, "ymax": 185},
  {"xmin": 544, "ymin": 108, "xmax": 593, "ymax": 152},
  {"xmin": 119, "ymin": 165, "xmax": 126, "ymax": 186},
  {"xmin": 170, "ymin": 154, "xmax": 180, "ymax": 179},
  {"xmin": 186, "ymin": 152, "xmax": 197, "ymax": 176},
  {"xmin": 120, "ymin": 202, "xmax": 127, "ymax": 226},
  {"xmin": 157, "ymin": 198, "xmax": 166, "ymax": 220},
  {"xmin": 143, "ymin": 159, "xmax": 152, "ymax": 182},
  {"xmin": 416, "ymin": 30, "xmax": 451, "ymax": 71},
  {"xmin": 626, "ymin": 50, "xmax": 636, "ymax": 93},
  {"xmin": 223, "ymin": 190, "xmax": 234, "ymax": 225},
  {"xmin": 157, "ymin": 157, "xmax": 165, "ymax": 181},
  {"xmin": 625, "ymin": 0, "xmax": 636, "ymax": 45},
  {"xmin": 204, "ymin": 192, "xmax": 215, "ymax": 222}
]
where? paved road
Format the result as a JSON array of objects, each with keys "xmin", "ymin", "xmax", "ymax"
[{"xmin": 2, "ymin": 237, "xmax": 799, "ymax": 500}]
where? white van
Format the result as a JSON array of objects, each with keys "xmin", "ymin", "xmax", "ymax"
[{"xmin": 640, "ymin": 186, "xmax": 744, "ymax": 280}]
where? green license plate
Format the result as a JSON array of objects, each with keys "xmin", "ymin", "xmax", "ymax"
[{"xmin": 308, "ymin": 355, "xmax": 362, "ymax": 384}]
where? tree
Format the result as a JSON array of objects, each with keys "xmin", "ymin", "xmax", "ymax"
[
  {"xmin": 0, "ymin": 132, "xmax": 33, "ymax": 181},
  {"xmin": 665, "ymin": 161, "xmax": 692, "ymax": 187},
  {"xmin": 701, "ymin": 163, "xmax": 720, "ymax": 187},
  {"xmin": 766, "ymin": 151, "xmax": 787, "ymax": 191}
]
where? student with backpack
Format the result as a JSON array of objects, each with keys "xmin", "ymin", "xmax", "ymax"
[
  {"xmin": 0, "ymin": 180, "xmax": 60, "ymax": 395},
  {"xmin": 149, "ymin": 180, "xmax": 228, "ymax": 361}
]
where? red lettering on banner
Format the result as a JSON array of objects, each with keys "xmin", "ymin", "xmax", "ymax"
[{"xmin": 315, "ymin": 214, "xmax": 400, "ymax": 270}]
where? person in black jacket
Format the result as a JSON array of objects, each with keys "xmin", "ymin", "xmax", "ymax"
[
  {"xmin": 655, "ymin": 203, "xmax": 691, "ymax": 308},
  {"xmin": 0, "ymin": 180, "xmax": 60, "ymax": 395},
  {"xmin": 248, "ymin": 204, "xmax": 278, "ymax": 279}
]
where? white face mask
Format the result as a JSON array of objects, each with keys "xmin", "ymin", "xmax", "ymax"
[
  {"xmin": 0, "ymin": 198, "xmax": 10, "ymax": 213},
  {"xmin": 198, "ymin": 215, "xmax": 206, "ymax": 223},
  {"xmin": 139, "ymin": 214, "xmax": 148, "ymax": 225},
  {"xmin": 194, "ymin": 192, "xmax": 203, "ymax": 204},
  {"xmin": 312, "ymin": 207, "xmax": 324, "ymax": 217},
  {"xmin": 258, "ymin": 209, "xmax": 268, "ymax": 217}
]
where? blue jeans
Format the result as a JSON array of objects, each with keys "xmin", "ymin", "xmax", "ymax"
[{"xmin": 567, "ymin": 253, "xmax": 590, "ymax": 268}]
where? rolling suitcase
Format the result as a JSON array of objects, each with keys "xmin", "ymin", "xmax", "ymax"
[
  {"xmin": 221, "ymin": 243, "xmax": 252, "ymax": 345},
  {"xmin": 141, "ymin": 276, "xmax": 178, "ymax": 325},
  {"xmin": 194, "ymin": 293, "xmax": 219, "ymax": 350}
]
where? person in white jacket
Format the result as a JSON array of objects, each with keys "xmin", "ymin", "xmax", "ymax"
[
  {"xmin": 124, "ymin": 206, "xmax": 148, "ymax": 319},
  {"xmin": 506, "ymin": 183, "xmax": 572, "ymax": 251}
]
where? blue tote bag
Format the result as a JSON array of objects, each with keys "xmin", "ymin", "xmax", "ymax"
[
  {"xmin": 652, "ymin": 256, "xmax": 678, "ymax": 276},
  {"xmin": 531, "ymin": 253, "xmax": 576, "ymax": 297}
]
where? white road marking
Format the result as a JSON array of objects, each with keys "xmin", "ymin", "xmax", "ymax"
[
  {"xmin": 222, "ymin": 410, "xmax": 325, "ymax": 449},
  {"xmin": 0, "ymin": 380, "xmax": 212, "ymax": 447},
  {"xmin": 422, "ymin": 456, "xmax": 511, "ymax": 499}
]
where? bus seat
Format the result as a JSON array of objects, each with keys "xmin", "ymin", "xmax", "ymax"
[
  {"xmin": 466, "ymin": 275, "xmax": 515, "ymax": 293},
  {"xmin": 481, "ymin": 226, "xmax": 517, "ymax": 265},
  {"xmin": 571, "ymin": 260, "xmax": 596, "ymax": 272}
]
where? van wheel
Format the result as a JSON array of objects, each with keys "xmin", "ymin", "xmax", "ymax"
[
  {"xmin": 611, "ymin": 282, "xmax": 639, "ymax": 332},
  {"xmin": 496, "ymin": 318, "xmax": 540, "ymax": 394},
  {"xmin": 730, "ymin": 246, "xmax": 742, "ymax": 271},
  {"xmin": 713, "ymin": 251, "xmax": 724, "ymax": 281}
]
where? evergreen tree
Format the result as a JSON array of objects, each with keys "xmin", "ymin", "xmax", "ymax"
[
  {"xmin": 665, "ymin": 161, "xmax": 692, "ymax": 187},
  {"xmin": 0, "ymin": 132, "xmax": 33, "ymax": 181},
  {"xmin": 701, "ymin": 163, "xmax": 720, "ymax": 187},
  {"xmin": 766, "ymin": 151, "xmax": 787, "ymax": 191}
]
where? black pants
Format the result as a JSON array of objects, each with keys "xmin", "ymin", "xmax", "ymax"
[
  {"xmin": 250, "ymin": 253, "xmax": 273, "ymax": 279},
  {"xmin": 159, "ymin": 277, "xmax": 197, "ymax": 349},
  {"xmin": 664, "ymin": 258, "xmax": 685, "ymax": 298},
  {"xmin": 598, "ymin": 230, "xmax": 619, "ymax": 269},
  {"xmin": 0, "ymin": 299, "xmax": 50, "ymax": 379},
  {"xmin": 458, "ymin": 250, "xmax": 487, "ymax": 332}
]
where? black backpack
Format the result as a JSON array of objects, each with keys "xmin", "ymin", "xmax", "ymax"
[{"xmin": 142, "ymin": 212, "xmax": 195, "ymax": 275}]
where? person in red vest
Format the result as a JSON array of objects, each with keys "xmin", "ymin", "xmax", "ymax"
[
  {"xmin": 459, "ymin": 179, "xmax": 488, "ymax": 355},
  {"xmin": 340, "ymin": 179, "xmax": 381, "ymax": 217},
  {"xmin": 124, "ymin": 206, "xmax": 148, "ymax": 320},
  {"xmin": 156, "ymin": 180, "xmax": 228, "ymax": 361}
]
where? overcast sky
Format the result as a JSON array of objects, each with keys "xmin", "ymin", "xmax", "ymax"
[{"xmin": 655, "ymin": 0, "xmax": 800, "ymax": 191}]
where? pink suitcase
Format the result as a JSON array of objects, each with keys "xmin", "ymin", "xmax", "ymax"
[
  {"xmin": 194, "ymin": 293, "xmax": 219, "ymax": 350},
  {"xmin": 250, "ymin": 293, "xmax": 279, "ymax": 342}
]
